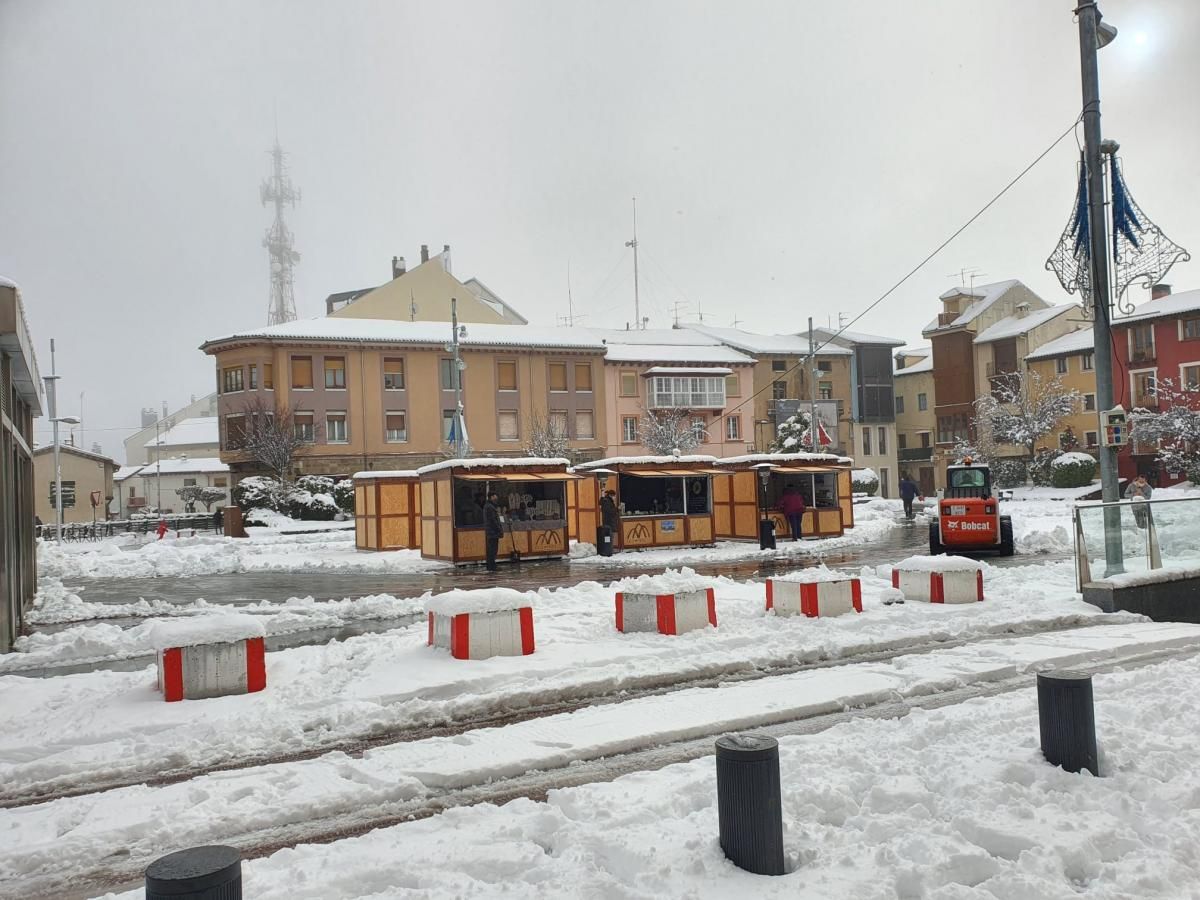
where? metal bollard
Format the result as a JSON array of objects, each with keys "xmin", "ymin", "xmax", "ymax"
[
  {"xmin": 759, "ymin": 518, "xmax": 776, "ymax": 551},
  {"xmin": 715, "ymin": 733, "xmax": 785, "ymax": 875},
  {"xmin": 1038, "ymin": 670, "xmax": 1098, "ymax": 776},
  {"xmin": 596, "ymin": 525, "xmax": 614, "ymax": 557},
  {"xmin": 146, "ymin": 845, "xmax": 242, "ymax": 899}
]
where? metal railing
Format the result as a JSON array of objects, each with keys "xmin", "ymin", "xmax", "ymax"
[
  {"xmin": 1072, "ymin": 495, "xmax": 1200, "ymax": 591},
  {"xmin": 38, "ymin": 513, "xmax": 221, "ymax": 542}
]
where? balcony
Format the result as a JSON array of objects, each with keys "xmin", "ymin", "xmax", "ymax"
[
  {"xmin": 1135, "ymin": 394, "xmax": 1158, "ymax": 410},
  {"xmin": 1130, "ymin": 347, "xmax": 1156, "ymax": 365},
  {"xmin": 937, "ymin": 312, "xmax": 959, "ymax": 327},
  {"xmin": 898, "ymin": 447, "xmax": 934, "ymax": 462}
]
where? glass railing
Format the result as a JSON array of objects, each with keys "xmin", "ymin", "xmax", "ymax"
[{"xmin": 1072, "ymin": 496, "xmax": 1200, "ymax": 590}]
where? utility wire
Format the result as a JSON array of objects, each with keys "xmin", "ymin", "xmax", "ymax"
[{"xmin": 723, "ymin": 113, "xmax": 1085, "ymax": 423}]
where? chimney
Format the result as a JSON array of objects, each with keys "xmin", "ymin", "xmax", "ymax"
[
  {"xmin": 441, "ymin": 244, "xmax": 452, "ymax": 274},
  {"xmin": 1152, "ymin": 283, "xmax": 1172, "ymax": 300},
  {"xmin": 162, "ymin": 401, "xmax": 168, "ymax": 420},
  {"xmin": 392, "ymin": 256, "xmax": 406, "ymax": 279},
  {"xmin": 420, "ymin": 244, "xmax": 430, "ymax": 264},
  {"xmin": 1015, "ymin": 302, "xmax": 1030, "ymax": 319}
]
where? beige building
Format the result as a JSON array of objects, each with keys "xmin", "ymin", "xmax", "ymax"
[
  {"xmin": 325, "ymin": 245, "xmax": 527, "ymax": 325},
  {"xmin": 33, "ymin": 443, "xmax": 116, "ymax": 524},
  {"xmin": 202, "ymin": 318, "xmax": 609, "ymax": 477},
  {"xmin": 124, "ymin": 393, "xmax": 218, "ymax": 465},
  {"xmin": 1024, "ymin": 328, "xmax": 1099, "ymax": 450},
  {"xmin": 893, "ymin": 350, "xmax": 936, "ymax": 495}
]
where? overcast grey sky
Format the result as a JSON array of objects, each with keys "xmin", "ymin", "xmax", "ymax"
[{"xmin": 2, "ymin": 0, "xmax": 1197, "ymax": 461}]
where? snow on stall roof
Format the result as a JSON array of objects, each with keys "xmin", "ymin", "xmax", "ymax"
[
  {"xmin": 145, "ymin": 612, "xmax": 266, "ymax": 651},
  {"xmin": 973, "ymin": 305, "xmax": 1078, "ymax": 344},
  {"xmin": 0, "ymin": 274, "xmax": 18, "ymax": 289},
  {"xmin": 576, "ymin": 455, "xmax": 719, "ymax": 469},
  {"xmin": 1113, "ymin": 287, "xmax": 1200, "ymax": 325},
  {"xmin": 426, "ymin": 588, "xmax": 532, "ymax": 617},
  {"xmin": 1025, "ymin": 327, "xmax": 1095, "ymax": 361},
  {"xmin": 601, "ymin": 343, "xmax": 753, "ymax": 364},
  {"xmin": 716, "ymin": 452, "xmax": 853, "ymax": 465},
  {"xmin": 416, "ymin": 457, "xmax": 570, "ymax": 475},
  {"xmin": 203, "ymin": 317, "xmax": 608, "ymax": 351},
  {"xmin": 135, "ymin": 457, "xmax": 229, "ymax": 475},
  {"xmin": 922, "ymin": 279, "xmax": 1021, "ymax": 334},
  {"xmin": 894, "ymin": 354, "xmax": 934, "ymax": 375},
  {"xmin": 144, "ymin": 416, "xmax": 219, "ymax": 449},
  {"xmin": 353, "ymin": 469, "xmax": 419, "ymax": 481},
  {"xmin": 682, "ymin": 324, "xmax": 852, "ymax": 356}
]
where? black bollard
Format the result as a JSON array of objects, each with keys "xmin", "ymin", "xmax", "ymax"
[
  {"xmin": 596, "ymin": 525, "xmax": 614, "ymax": 557},
  {"xmin": 715, "ymin": 733, "xmax": 785, "ymax": 875},
  {"xmin": 759, "ymin": 518, "xmax": 776, "ymax": 551},
  {"xmin": 1038, "ymin": 670, "xmax": 1098, "ymax": 776},
  {"xmin": 146, "ymin": 845, "xmax": 242, "ymax": 900}
]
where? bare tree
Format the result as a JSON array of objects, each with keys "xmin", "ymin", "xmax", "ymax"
[
  {"xmin": 973, "ymin": 369, "xmax": 1081, "ymax": 462},
  {"xmin": 233, "ymin": 396, "xmax": 317, "ymax": 482},
  {"xmin": 639, "ymin": 408, "xmax": 701, "ymax": 456},
  {"xmin": 524, "ymin": 410, "xmax": 569, "ymax": 458}
]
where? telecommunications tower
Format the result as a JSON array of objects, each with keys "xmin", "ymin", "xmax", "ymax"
[{"xmin": 261, "ymin": 140, "xmax": 301, "ymax": 325}]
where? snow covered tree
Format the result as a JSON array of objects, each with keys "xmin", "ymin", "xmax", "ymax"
[
  {"xmin": 973, "ymin": 370, "xmax": 1081, "ymax": 463},
  {"xmin": 524, "ymin": 410, "xmax": 570, "ymax": 458},
  {"xmin": 639, "ymin": 408, "xmax": 701, "ymax": 456},
  {"xmin": 333, "ymin": 478, "xmax": 355, "ymax": 514},
  {"xmin": 234, "ymin": 397, "xmax": 317, "ymax": 483},
  {"xmin": 175, "ymin": 485, "xmax": 226, "ymax": 512},
  {"xmin": 1129, "ymin": 380, "xmax": 1200, "ymax": 482},
  {"xmin": 770, "ymin": 412, "xmax": 811, "ymax": 452}
]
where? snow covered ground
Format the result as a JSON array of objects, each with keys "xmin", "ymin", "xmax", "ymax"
[{"xmin": 86, "ymin": 647, "xmax": 1200, "ymax": 900}]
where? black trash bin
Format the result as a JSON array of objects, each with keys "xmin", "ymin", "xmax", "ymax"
[
  {"xmin": 146, "ymin": 845, "xmax": 242, "ymax": 899},
  {"xmin": 759, "ymin": 518, "xmax": 776, "ymax": 551},
  {"xmin": 597, "ymin": 525, "xmax": 614, "ymax": 557}
]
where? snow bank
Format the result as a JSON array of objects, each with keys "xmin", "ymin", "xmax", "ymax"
[
  {"xmin": 1093, "ymin": 559, "xmax": 1200, "ymax": 589},
  {"xmin": 770, "ymin": 565, "xmax": 858, "ymax": 584},
  {"xmin": 852, "ymin": 467, "xmax": 879, "ymax": 483},
  {"xmin": 893, "ymin": 554, "xmax": 983, "ymax": 572},
  {"xmin": 145, "ymin": 614, "xmax": 266, "ymax": 650},
  {"xmin": 426, "ymin": 588, "xmax": 531, "ymax": 616},
  {"xmin": 611, "ymin": 567, "xmax": 715, "ymax": 595}
]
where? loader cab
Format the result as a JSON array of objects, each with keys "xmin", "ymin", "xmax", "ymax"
[{"xmin": 945, "ymin": 464, "xmax": 991, "ymax": 499}]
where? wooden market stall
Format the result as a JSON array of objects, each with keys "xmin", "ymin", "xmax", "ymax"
[
  {"xmin": 417, "ymin": 458, "xmax": 580, "ymax": 565},
  {"xmin": 353, "ymin": 470, "xmax": 420, "ymax": 551},
  {"xmin": 712, "ymin": 453, "xmax": 855, "ymax": 541},
  {"xmin": 565, "ymin": 471, "xmax": 599, "ymax": 544},
  {"xmin": 575, "ymin": 456, "xmax": 723, "ymax": 551}
]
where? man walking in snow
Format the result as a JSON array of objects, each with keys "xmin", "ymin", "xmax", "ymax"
[
  {"xmin": 899, "ymin": 473, "xmax": 920, "ymax": 519},
  {"xmin": 779, "ymin": 486, "xmax": 806, "ymax": 541},
  {"xmin": 483, "ymin": 491, "xmax": 504, "ymax": 571}
]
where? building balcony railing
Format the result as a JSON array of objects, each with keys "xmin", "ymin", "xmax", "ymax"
[
  {"xmin": 986, "ymin": 361, "xmax": 1019, "ymax": 378},
  {"xmin": 898, "ymin": 447, "xmax": 934, "ymax": 461},
  {"xmin": 937, "ymin": 312, "xmax": 958, "ymax": 327},
  {"xmin": 1130, "ymin": 347, "xmax": 1156, "ymax": 365},
  {"xmin": 648, "ymin": 394, "xmax": 725, "ymax": 411},
  {"xmin": 1134, "ymin": 394, "xmax": 1158, "ymax": 409}
]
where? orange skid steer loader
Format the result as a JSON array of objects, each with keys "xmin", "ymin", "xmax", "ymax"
[{"xmin": 929, "ymin": 461, "xmax": 1014, "ymax": 556}]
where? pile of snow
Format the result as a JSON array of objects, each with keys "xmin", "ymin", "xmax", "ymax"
[
  {"xmin": 852, "ymin": 467, "xmax": 879, "ymax": 484},
  {"xmin": 145, "ymin": 613, "xmax": 267, "ymax": 651},
  {"xmin": 426, "ymin": 588, "xmax": 531, "ymax": 616},
  {"xmin": 568, "ymin": 541, "xmax": 596, "ymax": 559},
  {"xmin": 611, "ymin": 567, "xmax": 715, "ymax": 595},
  {"xmin": 893, "ymin": 554, "xmax": 983, "ymax": 572},
  {"xmin": 770, "ymin": 565, "xmax": 858, "ymax": 584}
]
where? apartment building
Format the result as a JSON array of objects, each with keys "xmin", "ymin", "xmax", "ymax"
[
  {"xmin": 1024, "ymin": 328, "xmax": 1098, "ymax": 451},
  {"xmin": 124, "ymin": 394, "xmax": 218, "ymax": 465},
  {"xmin": 1110, "ymin": 284, "xmax": 1200, "ymax": 484},
  {"xmin": 893, "ymin": 349, "xmax": 936, "ymax": 495},
  {"xmin": 33, "ymin": 444, "xmax": 117, "ymax": 524},
  {"xmin": 595, "ymin": 329, "xmax": 757, "ymax": 458},
  {"xmin": 685, "ymin": 324, "xmax": 854, "ymax": 454},
  {"xmin": 1, "ymin": 277, "xmax": 42, "ymax": 652},
  {"xmin": 201, "ymin": 318, "xmax": 609, "ymax": 477}
]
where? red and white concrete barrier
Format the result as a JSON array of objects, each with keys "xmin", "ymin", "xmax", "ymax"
[
  {"xmin": 426, "ymin": 589, "xmax": 535, "ymax": 660},
  {"xmin": 149, "ymin": 614, "xmax": 268, "ymax": 702},
  {"xmin": 891, "ymin": 557, "xmax": 984, "ymax": 604},
  {"xmin": 615, "ymin": 588, "xmax": 717, "ymax": 635},
  {"xmin": 766, "ymin": 576, "xmax": 862, "ymax": 618}
]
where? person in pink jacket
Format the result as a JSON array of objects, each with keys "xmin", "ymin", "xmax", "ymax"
[{"xmin": 778, "ymin": 487, "xmax": 807, "ymax": 541}]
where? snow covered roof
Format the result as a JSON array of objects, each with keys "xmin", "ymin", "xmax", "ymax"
[
  {"xmin": 715, "ymin": 452, "xmax": 853, "ymax": 466},
  {"xmin": 1112, "ymin": 288, "xmax": 1200, "ymax": 326},
  {"xmin": 808, "ymin": 326, "xmax": 905, "ymax": 348},
  {"xmin": 32, "ymin": 444, "xmax": 116, "ymax": 466},
  {"xmin": 684, "ymin": 324, "xmax": 852, "ymax": 356},
  {"xmin": 973, "ymin": 305, "xmax": 1080, "ymax": 344},
  {"xmin": 576, "ymin": 455, "xmax": 719, "ymax": 469},
  {"xmin": 591, "ymin": 327, "xmax": 722, "ymax": 347},
  {"xmin": 922, "ymin": 279, "xmax": 1021, "ymax": 334},
  {"xmin": 642, "ymin": 366, "xmax": 733, "ymax": 376},
  {"xmin": 135, "ymin": 457, "xmax": 229, "ymax": 475},
  {"xmin": 416, "ymin": 457, "xmax": 571, "ymax": 475},
  {"xmin": 113, "ymin": 465, "xmax": 143, "ymax": 482},
  {"xmin": 144, "ymin": 416, "xmax": 219, "ymax": 449},
  {"xmin": 894, "ymin": 354, "xmax": 934, "ymax": 375},
  {"xmin": 1024, "ymin": 328, "xmax": 1095, "ymax": 361},
  {"xmin": 202, "ymin": 318, "xmax": 607, "ymax": 352},
  {"xmin": 601, "ymin": 343, "xmax": 754, "ymax": 364}
]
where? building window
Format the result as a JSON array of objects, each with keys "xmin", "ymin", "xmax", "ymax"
[
  {"xmin": 1084, "ymin": 393, "xmax": 1096, "ymax": 411},
  {"xmin": 385, "ymin": 412, "xmax": 407, "ymax": 442},
  {"xmin": 819, "ymin": 381, "xmax": 833, "ymax": 400},
  {"xmin": 180, "ymin": 477, "xmax": 196, "ymax": 487},
  {"xmin": 548, "ymin": 362, "xmax": 568, "ymax": 392},
  {"xmin": 49, "ymin": 480, "xmax": 76, "ymax": 508},
  {"xmin": 691, "ymin": 417, "xmax": 707, "ymax": 442},
  {"xmin": 291, "ymin": 356, "xmax": 313, "ymax": 390},
  {"xmin": 1055, "ymin": 357, "xmax": 1068, "ymax": 375},
  {"xmin": 497, "ymin": 361, "xmax": 517, "ymax": 391},
  {"xmin": 725, "ymin": 373, "xmax": 740, "ymax": 397},
  {"xmin": 575, "ymin": 364, "xmax": 593, "ymax": 392},
  {"xmin": 878, "ymin": 426, "xmax": 887, "ymax": 455},
  {"xmin": 1184, "ymin": 318, "xmax": 1200, "ymax": 341},
  {"xmin": 384, "ymin": 358, "xmax": 405, "ymax": 390},
  {"xmin": 324, "ymin": 356, "xmax": 346, "ymax": 389},
  {"xmin": 772, "ymin": 380, "xmax": 787, "ymax": 401},
  {"xmin": 326, "ymin": 412, "xmax": 348, "ymax": 443},
  {"xmin": 1081, "ymin": 353, "xmax": 1094, "ymax": 371},
  {"xmin": 549, "ymin": 410, "xmax": 568, "ymax": 438},
  {"xmin": 772, "ymin": 359, "xmax": 787, "ymax": 373},
  {"xmin": 622, "ymin": 416, "xmax": 638, "ymax": 443},
  {"xmin": 1183, "ymin": 365, "xmax": 1200, "ymax": 389},
  {"xmin": 213, "ymin": 476, "xmax": 228, "ymax": 488},
  {"xmin": 894, "ymin": 395, "xmax": 905, "ymax": 414},
  {"xmin": 293, "ymin": 412, "xmax": 314, "ymax": 442},
  {"xmin": 862, "ymin": 427, "xmax": 872, "ymax": 456},
  {"xmin": 1131, "ymin": 324, "xmax": 1155, "ymax": 362},
  {"xmin": 620, "ymin": 371, "xmax": 638, "ymax": 397},
  {"xmin": 817, "ymin": 361, "xmax": 832, "ymax": 373},
  {"xmin": 225, "ymin": 414, "xmax": 246, "ymax": 448},
  {"xmin": 917, "ymin": 392, "xmax": 928, "ymax": 411},
  {"xmin": 248, "ymin": 365, "xmax": 258, "ymax": 390},
  {"xmin": 498, "ymin": 411, "xmax": 519, "ymax": 441},
  {"xmin": 440, "ymin": 358, "xmax": 463, "ymax": 391},
  {"xmin": 1134, "ymin": 371, "xmax": 1157, "ymax": 406},
  {"xmin": 222, "ymin": 366, "xmax": 243, "ymax": 393},
  {"xmin": 1086, "ymin": 431, "xmax": 1099, "ymax": 448},
  {"xmin": 898, "ymin": 433, "xmax": 908, "ymax": 450},
  {"xmin": 263, "ymin": 364, "xmax": 273, "ymax": 390},
  {"xmin": 575, "ymin": 410, "xmax": 595, "ymax": 439},
  {"xmin": 725, "ymin": 416, "xmax": 741, "ymax": 441},
  {"xmin": 879, "ymin": 468, "xmax": 890, "ymax": 499},
  {"xmin": 442, "ymin": 410, "xmax": 456, "ymax": 441},
  {"xmin": 649, "ymin": 376, "xmax": 726, "ymax": 409}
]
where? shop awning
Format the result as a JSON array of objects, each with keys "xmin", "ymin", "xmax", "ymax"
[
  {"xmin": 453, "ymin": 472, "xmax": 583, "ymax": 482},
  {"xmin": 624, "ymin": 468, "xmax": 723, "ymax": 477},
  {"xmin": 774, "ymin": 466, "xmax": 839, "ymax": 474}
]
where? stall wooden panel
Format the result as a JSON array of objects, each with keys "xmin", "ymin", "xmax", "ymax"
[
  {"xmin": 622, "ymin": 518, "xmax": 656, "ymax": 548},
  {"xmin": 380, "ymin": 516, "xmax": 410, "ymax": 549},
  {"xmin": 458, "ymin": 529, "xmax": 485, "ymax": 559},
  {"xmin": 817, "ymin": 508, "xmax": 842, "ymax": 535},
  {"xmin": 688, "ymin": 515, "xmax": 713, "ymax": 543},
  {"xmin": 654, "ymin": 517, "xmax": 687, "ymax": 545},
  {"xmin": 567, "ymin": 476, "xmax": 599, "ymax": 543},
  {"xmin": 354, "ymin": 484, "xmax": 370, "ymax": 550},
  {"xmin": 420, "ymin": 478, "xmax": 442, "ymax": 559},
  {"xmin": 713, "ymin": 471, "xmax": 759, "ymax": 540},
  {"xmin": 838, "ymin": 468, "xmax": 854, "ymax": 528}
]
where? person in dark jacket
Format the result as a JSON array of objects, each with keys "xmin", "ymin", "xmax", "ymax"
[
  {"xmin": 899, "ymin": 473, "xmax": 920, "ymax": 519},
  {"xmin": 483, "ymin": 491, "xmax": 504, "ymax": 571},
  {"xmin": 600, "ymin": 490, "xmax": 620, "ymax": 549},
  {"xmin": 214, "ymin": 507, "xmax": 224, "ymax": 535},
  {"xmin": 778, "ymin": 486, "xmax": 806, "ymax": 541}
]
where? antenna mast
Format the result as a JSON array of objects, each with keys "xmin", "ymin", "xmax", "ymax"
[
  {"xmin": 625, "ymin": 197, "xmax": 641, "ymax": 329},
  {"xmin": 262, "ymin": 138, "xmax": 301, "ymax": 325}
]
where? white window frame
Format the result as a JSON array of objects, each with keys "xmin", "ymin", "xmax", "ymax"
[
  {"xmin": 384, "ymin": 411, "xmax": 408, "ymax": 443},
  {"xmin": 325, "ymin": 411, "xmax": 349, "ymax": 444},
  {"xmin": 1055, "ymin": 357, "xmax": 1069, "ymax": 375},
  {"xmin": 917, "ymin": 392, "xmax": 927, "ymax": 411},
  {"xmin": 621, "ymin": 415, "xmax": 638, "ymax": 443},
  {"xmin": 497, "ymin": 410, "xmax": 520, "ymax": 442},
  {"xmin": 1129, "ymin": 367, "xmax": 1158, "ymax": 407},
  {"xmin": 1085, "ymin": 430, "xmax": 1099, "ymax": 448},
  {"xmin": 725, "ymin": 415, "xmax": 741, "ymax": 441},
  {"xmin": 1083, "ymin": 393, "xmax": 1096, "ymax": 412},
  {"xmin": 293, "ymin": 413, "xmax": 315, "ymax": 443},
  {"xmin": 648, "ymin": 375, "xmax": 726, "ymax": 410},
  {"xmin": 1081, "ymin": 352, "xmax": 1094, "ymax": 372},
  {"xmin": 1179, "ymin": 361, "xmax": 1200, "ymax": 390},
  {"xmin": 575, "ymin": 409, "xmax": 595, "ymax": 440}
]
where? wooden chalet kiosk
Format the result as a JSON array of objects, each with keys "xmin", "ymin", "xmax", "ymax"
[
  {"xmin": 575, "ymin": 456, "xmax": 722, "ymax": 551},
  {"xmin": 416, "ymin": 458, "xmax": 579, "ymax": 565},
  {"xmin": 712, "ymin": 453, "xmax": 855, "ymax": 541},
  {"xmin": 353, "ymin": 470, "xmax": 420, "ymax": 551}
]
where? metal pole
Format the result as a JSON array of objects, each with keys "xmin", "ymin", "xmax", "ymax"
[
  {"xmin": 626, "ymin": 197, "xmax": 641, "ymax": 329},
  {"xmin": 156, "ymin": 420, "xmax": 162, "ymax": 512},
  {"xmin": 451, "ymin": 297, "xmax": 464, "ymax": 458},
  {"xmin": 808, "ymin": 317, "xmax": 818, "ymax": 451},
  {"xmin": 46, "ymin": 340, "xmax": 62, "ymax": 541},
  {"xmin": 1077, "ymin": 0, "xmax": 1124, "ymax": 574}
]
